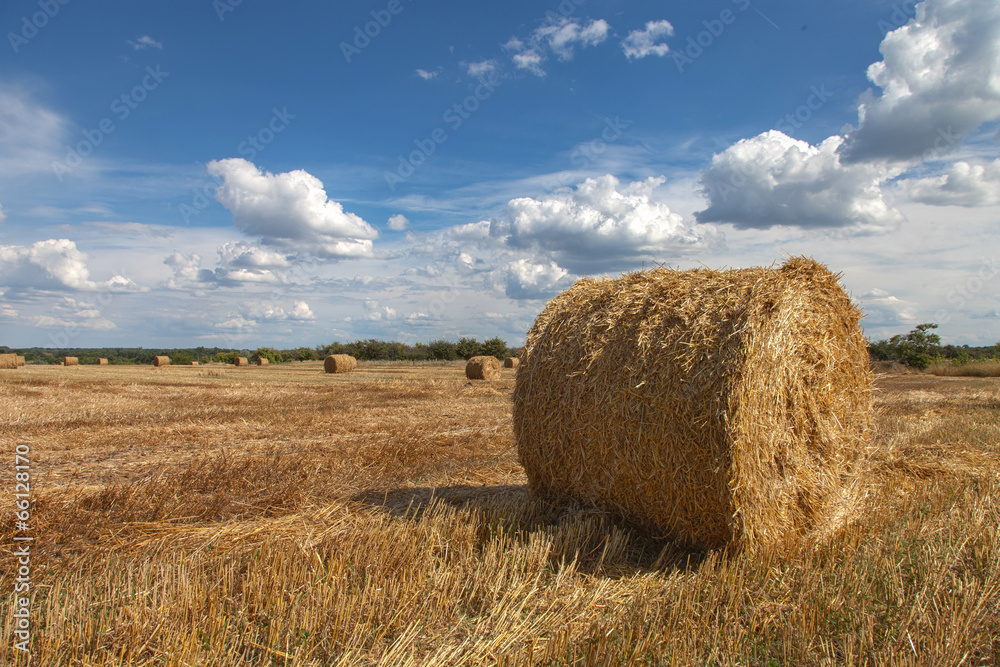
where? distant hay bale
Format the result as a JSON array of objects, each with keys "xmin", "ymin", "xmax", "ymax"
[
  {"xmin": 153, "ymin": 356, "xmax": 170, "ymax": 367},
  {"xmin": 190, "ymin": 361, "xmax": 199, "ymax": 366},
  {"xmin": 504, "ymin": 357, "xmax": 519, "ymax": 369},
  {"xmin": 324, "ymin": 354, "xmax": 357, "ymax": 374},
  {"xmin": 234, "ymin": 357, "xmax": 249, "ymax": 367},
  {"xmin": 257, "ymin": 358, "xmax": 269, "ymax": 366},
  {"xmin": 64, "ymin": 356, "xmax": 78, "ymax": 367},
  {"xmin": 0, "ymin": 354, "xmax": 17, "ymax": 369},
  {"xmin": 17, "ymin": 356, "xmax": 25, "ymax": 367},
  {"xmin": 514, "ymin": 257, "xmax": 873, "ymax": 552},
  {"xmin": 466, "ymin": 356, "xmax": 501, "ymax": 380},
  {"xmin": 97, "ymin": 358, "xmax": 108, "ymax": 366}
]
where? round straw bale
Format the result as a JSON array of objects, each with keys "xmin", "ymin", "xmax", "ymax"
[
  {"xmin": 153, "ymin": 356, "xmax": 170, "ymax": 367},
  {"xmin": 257, "ymin": 358, "xmax": 269, "ymax": 366},
  {"xmin": 63, "ymin": 356, "xmax": 78, "ymax": 366},
  {"xmin": 0, "ymin": 353, "xmax": 17, "ymax": 369},
  {"xmin": 190, "ymin": 361, "xmax": 199, "ymax": 366},
  {"xmin": 97, "ymin": 358, "xmax": 108, "ymax": 366},
  {"xmin": 514, "ymin": 257, "xmax": 873, "ymax": 551},
  {"xmin": 324, "ymin": 354, "xmax": 356, "ymax": 374},
  {"xmin": 17, "ymin": 356, "xmax": 26, "ymax": 367},
  {"xmin": 504, "ymin": 357, "xmax": 520, "ymax": 369},
  {"xmin": 466, "ymin": 355, "xmax": 502, "ymax": 380},
  {"xmin": 234, "ymin": 357, "xmax": 249, "ymax": 367}
]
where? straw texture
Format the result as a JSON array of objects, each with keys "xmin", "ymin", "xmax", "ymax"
[
  {"xmin": 466, "ymin": 356, "xmax": 502, "ymax": 380},
  {"xmin": 324, "ymin": 354, "xmax": 357, "ymax": 374},
  {"xmin": 17, "ymin": 356, "xmax": 25, "ymax": 367},
  {"xmin": 514, "ymin": 257, "xmax": 873, "ymax": 551},
  {"xmin": 0, "ymin": 354, "xmax": 17, "ymax": 369},
  {"xmin": 153, "ymin": 356, "xmax": 170, "ymax": 367}
]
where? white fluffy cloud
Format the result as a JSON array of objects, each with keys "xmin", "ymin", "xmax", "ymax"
[
  {"xmin": 387, "ymin": 214, "xmax": 410, "ymax": 231},
  {"xmin": 497, "ymin": 175, "xmax": 716, "ymax": 273},
  {"xmin": 621, "ymin": 20, "xmax": 673, "ymax": 60},
  {"xmin": 841, "ymin": 0, "xmax": 1000, "ymax": 162},
  {"xmin": 128, "ymin": 35, "xmax": 162, "ymax": 50},
  {"xmin": 898, "ymin": 159, "xmax": 1000, "ymax": 206},
  {"xmin": 697, "ymin": 131, "xmax": 905, "ymax": 233},
  {"xmin": 216, "ymin": 299, "xmax": 316, "ymax": 330},
  {"xmin": 164, "ymin": 242, "xmax": 301, "ymax": 288},
  {"xmin": 0, "ymin": 239, "xmax": 141, "ymax": 293},
  {"xmin": 207, "ymin": 158, "xmax": 378, "ymax": 258},
  {"xmin": 503, "ymin": 258, "xmax": 571, "ymax": 300},
  {"xmin": 505, "ymin": 17, "xmax": 610, "ymax": 76},
  {"xmin": 415, "ymin": 68, "xmax": 438, "ymax": 80}
]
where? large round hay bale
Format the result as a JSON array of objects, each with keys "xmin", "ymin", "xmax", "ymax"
[
  {"xmin": 504, "ymin": 357, "xmax": 519, "ymax": 369},
  {"xmin": 64, "ymin": 356, "xmax": 78, "ymax": 366},
  {"xmin": 324, "ymin": 354, "xmax": 356, "ymax": 374},
  {"xmin": 153, "ymin": 356, "xmax": 170, "ymax": 367},
  {"xmin": 256, "ymin": 358, "xmax": 269, "ymax": 366},
  {"xmin": 514, "ymin": 257, "xmax": 873, "ymax": 551},
  {"xmin": 17, "ymin": 356, "xmax": 25, "ymax": 367},
  {"xmin": 466, "ymin": 355, "xmax": 501, "ymax": 380},
  {"xmin": 97, "ymin": 358, "xmax": 108, "ymax": 366},
  {"xmin": 234, "ymin": 357, "xmax": 249, "ymax": 367},
  {"xmin": 0, "ymin": 354, "xmax": 17, "ymax": 369}
]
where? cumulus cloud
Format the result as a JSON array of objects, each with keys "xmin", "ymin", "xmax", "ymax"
[
  {"xmin": 503, "ymin": 258, "xmax": 571, "ymax": 299},
  {"xmin": 163, "ymin": 242, "xmax": 302, "ymax": 288},
  {"xmin": 840, "ymin": 0, "xmax": 1000, "ymax": 162},
  {"xmin": 387, "ymin": 214, "xmax": 410, "ymax": 231},
  {"xmin": 622, "ymin": 20, "xmax": 673, "ymax": 60},
  {"xmin": 898, "ymin": 159, "xmax": 1000, "ymax": 206},
  {"xmin": 0, "ymin": 239, "xmax": 141, "ymax": 293},
  {"xmin": 207, "ymin": 158, "xmax": 378, "ymax": 258},
  {"xmin": 696, "ymin": 131, "xmax": 905, "ymax": 233},
  {"xmin": 363, "ymin": 300, "xmax": 397, "ymax": 321},
  {"xmin": 496, "ymin": 175, "xmax": 716, "ymax": 273},
  {"xmin": 215, "ymin": 299, "xmax": 316, "ymax": 330},
  {"xmin": 415, "ymin": 68, "xmax": 438, "ymax": 80},
  {"xmin": 505, "ymin": 17, "xmax": 610, "ymax": 76}
]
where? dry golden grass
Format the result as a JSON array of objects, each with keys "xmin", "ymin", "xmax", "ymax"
[
  {"xmin": 927, "ymin": 360, "xmax": 1000, "ymax": 377},
  {"xmin": 1, "ymin": 363, "xmax": 998, "ymax": 665}
]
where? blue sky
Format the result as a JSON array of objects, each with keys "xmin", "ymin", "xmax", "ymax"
[{"xmin": 1, "ymin": 0, "xmax": 999, "ymax": 349}]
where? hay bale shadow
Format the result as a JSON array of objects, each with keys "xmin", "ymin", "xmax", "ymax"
[{"xmin": 352, "ymin": 484, "xmax": 707, "ymax": 576}]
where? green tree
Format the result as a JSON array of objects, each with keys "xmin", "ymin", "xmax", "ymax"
[
  {"xmin": 455, "ymin": 337, "xmax": 481, "ymax": 360},
  {"xmin": 479, "ymin": 336, "xmax": 509, "ymax": 360}
]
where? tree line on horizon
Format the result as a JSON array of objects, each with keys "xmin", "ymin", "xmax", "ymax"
[
  {"xmin": 1, "ymin": 337, "xmax": 519, "ymax": 366},
  {"xmin": 3, "ymin": 326, "xmax": 997, "ymax": 369}
]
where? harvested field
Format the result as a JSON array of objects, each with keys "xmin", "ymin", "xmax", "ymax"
[{"xmin": 1, "ymin": 363, "xmax": 998, "ymax": 665}]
